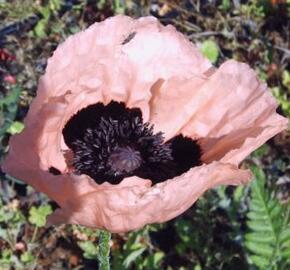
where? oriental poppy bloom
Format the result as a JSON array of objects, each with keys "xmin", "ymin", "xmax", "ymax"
[{"xmin": 2, "ymin": 16, "xmax": 288, "ymax": 233}]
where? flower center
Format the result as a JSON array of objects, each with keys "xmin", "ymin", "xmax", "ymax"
[
  {"xmin": 61, "ymin": 101, "xmax": 202, "ymax": 185},
  {"xmin": 108, "ymin": 146, "xmax": 141, "ymax": 174}
]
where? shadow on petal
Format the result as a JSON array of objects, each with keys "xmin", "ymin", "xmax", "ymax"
[{"xmin": 47, "ymin": 162, "xmax": 252, "ymax": 233}]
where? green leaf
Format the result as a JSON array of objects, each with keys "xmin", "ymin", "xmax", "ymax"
[
  {"xmin": 144, "ymin": 252, "xmax": 165, "ymax": 269},
  {"xmin": 7, "ymin": 121, "xmax": 24, "ymax": 135},
  {"xmin": 282, "ymin": 247, "xmax": 290, "ymax": 259},
  {"xmin": 270, "ymin": 203, "xmax": 283, "ymax": 220},
  {"xmin": 78, "ymin": 241, "xmax": 98, "ymax": 259},
  {"xmin": 152, "ymin": 252, "xmax": 164, "ymax": 267},
  {"xmin": 281, "ymin": 228, "xmax": 290, "ymax": 243},
  {"xmin": 34, "ymin": 19, "xmax": 48, "ymax": 38},
  {"xmin": 0, "ymin": 85, "xmax": 20, "ymax": 106},
  {"xmin": 221, "ymin": 0, "xmax": 231, "ymax": 11},
  {"xmin": 0, "ymin": 249, "xmax": 12, "ymax": 266},
  {"xmin": 200, "ymin": 40, "xmax": 219, "ymax": 63},
  {"xmin": 20, "ymin": 251, "xmax": 35, "ymax": 264},
  {"xmin": 245, "ymin": 241, "xmax": 273, "ymax": 256},
  {"xmin": 247, "ymin": 220, "xmax": 272, "ymax": 232},
  {"xmin": 247, "ymin": 211, "xmax": 267, "ymax": 220},
  {"xmin": 0, "ymin": 85, "xmax": 20, "ymax": 138},
  {"xmin": 245, "ymin": 166, "xmax": 290, "ymax": 269},
  {"xmin": 28, "ymin": 205, "xmax": 52, "ymax": 227},
  {"xmin": 252, "ymin": 145, "xmax": 270, "ymax": 158},
  {"xmin": 49, "ymin": 0, "xmax": 62, "ymax": 12},
  {"xmin": 245, "ymin": 232, "xmax": 275, "ymax": 243},
  {"xmin": 282, "ymin": 70, "xmax": 290, "ymax": 89},
  {"xmin": 250, "ymin": 255, "xmax": 270, "ymax": 269},
  {"xmin": 233, "ymin": 185, "xmax": 244, "ymax": 202},
  {"xmin": 123, "ymin": 247, "xmax": 146, "ymax": 268},
  {"xmin": 113, "ymin": 0, "xmax": 125, "ymax": 14},
  {"xmin": 39, "ymin": 6, "xmax": 50, "ymax": 20}
]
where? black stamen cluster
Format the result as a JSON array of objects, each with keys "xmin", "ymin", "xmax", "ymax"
[{"xmin": 62, "ymin": 101, "xmax": 202, "ymax": 185}]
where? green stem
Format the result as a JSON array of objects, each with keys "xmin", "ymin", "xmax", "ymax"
[
  {"xmin": 97, "ymin": 230, "xmax": 111, "ymax": 270},
  {"xmin": 31, "ymin": 226, "xmax": 38, "ymax": 243},
  {"xmin": 5, "ymin": 228, "xmax": 15, "ymax": 250}
]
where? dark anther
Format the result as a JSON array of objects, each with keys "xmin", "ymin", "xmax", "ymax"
[
  {"xmin": 63, "ymin": 101, "xmax": 202, "ymax": 185},
  {"xmin": 122, "ymin": 32, "xmax": 136, "ymax": 45},
  {"xmin": 49, "ymin": 167, "xmax": 61, "ymax": 175},
  {"xmin": 168, "ymin": 135, "xmax": 202, "ymax": 175}
]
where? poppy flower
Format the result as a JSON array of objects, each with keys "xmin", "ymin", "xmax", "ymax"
[{"xmin": 2, "ymin": 16, "xmax": 288, "ymax": 233}]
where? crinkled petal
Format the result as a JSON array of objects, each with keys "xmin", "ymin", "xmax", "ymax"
[
  {"xmin": 149, "ymin": 76, "xmax": 206, "ymax": 140},
  {"xmin": 170, "ymin": 60, "xmax": 288, "ymax": 165},
  {"xmin": 5, "ymin": 15, "xmax": 212, "ymax": 178},
  {"xmin": 28, "ymin": 15, "xmax": 211, "ymax": 123},
  {"xmin": 4, "ymin": 89, "xmax": 106, "ymax": 177},
  {"xmin": 47, "ymin": 162, "xmax": 252, "ymax": 233}
]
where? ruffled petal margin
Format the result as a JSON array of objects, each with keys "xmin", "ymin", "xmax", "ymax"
[
  {"xmin": 149, "ymin": 60, "xmax": 288, "ymax": 165},
  {"xmin": 46, "ymin": 162, "xmax": 252, "ymax": 233}
]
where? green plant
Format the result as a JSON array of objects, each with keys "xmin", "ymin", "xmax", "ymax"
[
  {"xmin": 20, "ymin": 251, "xmax": 36, "ymax": 265},
  {"xmin": 0, "ymin": 197, "xmax": 36, "ymax": 270},
  {"xmin": 245, "ymin": 166, "xmax": 290, "ymax": 270},
  {"xmin": 6, "ymin": 121, "xmax": 24, "ymax": 135},
  {"xmin": 28, "ymin": 204, "xmax": 52, "ymax": 228},
  {"xmin": 76, "ymin": 228, "xmax": 111, "ymax": 269},
  {"xmin": 200, "ymin": 40, "xmax": 219, "ymax": 64},
  {"xmin": 282, "ymin": 70, "xmax": 290, "ymax": 89},
  {"xmin": 240, "ymin": 0, "xmax": 266, "ymax": 18},
  {"xmin": 97, "ymin": 230, "xmax": 111, "ymax": 270},
  {"xmin": 173, "ymin": 190, "xmax": 248, "ymax": 269},
  {"xmin": 271, "ymin": 87, "xmax": 290, "ymax": 118},
  {"xmin": 33, "ymin": 0, "xmax": 63, "ymax": 38},
  {"xmin": 0, "ymin": 198, "xmax": 25, "ymax": 250},
  {"xmin": 78, "ymin": 241, "xmax": 99, "ymax": 260},
  {"xmin": 113, "ymin": 0, "xmax": 126, "ymax": 14},
  {"xmin": 0, "ymin": 85, "xmax": 20, "ymax": 141},
  {"xmin": 220, "ymin": 0, "xmax": 231, "ymax": 11},
  {"xmin": 28, "ymin": 204, "xmax": 52, "ymax": 243},
  {"xmin": 111, "ymin": 226, "xmax": 165, "ymax": 270},
  {"xmin": 75, "ymin": 226, "xmax": 100, "ymax": 259},
  {"xmin": 0, "ymin": 249, "xmax": 15, "ymax": 270},
  {"xmin": 0, "ymin": 0, "xmax": 38, "ymax": 20}
]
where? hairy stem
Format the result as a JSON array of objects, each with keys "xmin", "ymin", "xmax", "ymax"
[{"xmin": 98, "ymin": 230, "xmax": 111, "ymax": 270}]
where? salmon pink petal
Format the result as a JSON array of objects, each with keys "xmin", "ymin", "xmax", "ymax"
[
  {"xmin": 5, "ymin": 15, "xmax": 212, "ymax": 186},
  {"xmin": 28, "ymin": 16, "xmax": 211, "ymax": 123},
  {"xmin": 46, "ymin": 162, "xmax": 251, "ymax": 233},
  {"xmin": 177, "ymin": 60, "xmax": 288, "ymax": 165},
  {"xmin": 4, "ymin": 89, "xmax": 106, "ymax": 178},
  {"xmin": 4, "ymin": 138, "xmax": 152, "ymax": 208},
  {"xmin": 149, "ymin": 76, "xmax": 206, "ymax": 140},
  {"xmin": 149, "ymin": 60, "xmax": 287, "ymax": 147}
]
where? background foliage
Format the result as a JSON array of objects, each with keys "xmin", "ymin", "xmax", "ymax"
[{"xmin": 0, "ymin": 0, "xmax": 289, "ymax": 269}]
